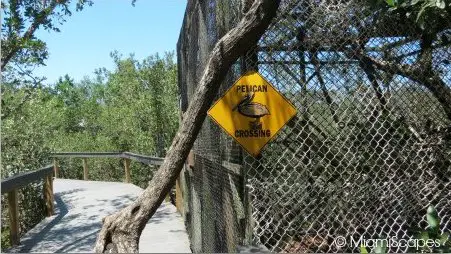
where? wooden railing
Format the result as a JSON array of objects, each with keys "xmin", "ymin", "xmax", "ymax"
[
  {"xmin": 1, "ymin": 152, "xmax": 163, "ymax": 246},
  {"xmin": 1, "ymin": 165, "xmax": 54, "ymax": 246},
  {"xmin": 51, "ymin": 152, "xmax": 164, "ymax": 183}
]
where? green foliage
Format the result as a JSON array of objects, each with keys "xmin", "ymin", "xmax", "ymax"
[
  {"xmin": 373, "ymin": 0, "xmax": 451, "ymax": 31},
  {"xmin": 45, "ymin": 52, "xmax": 179, "ymax": 186},
  {"xmin": 361, "ymin": 245, "xmax": 369, "ymax": 254},
  {"xmin": 360, "ymin": 240, "xmax": 387, "ymax": 254},
  {"xmin": 1, "ymin": 52, "xmax": 179, "ymax": 248},
  {"xmin": 1, "ymin": 85, "xmax": 51, "ymax": 249},
  {"xmin": 1, "ymin": 0, "xmax": 93, "ymax": 85},
  {"xmin": 410, "ymin": 206, "xmax": 450, "ymax": 253},
  {"xmin": 1, "ymin": 1, "xmax": 171, "ymax": 249},
  {"xmin": 360, "ymin": 206, "xmax": 450, "ymax": 253},
  {"xmin": 1, "ymin": 230, "xmax": 10, "ymax": 249}
]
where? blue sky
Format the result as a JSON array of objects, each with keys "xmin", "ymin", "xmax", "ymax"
[{"xmin": 34, "ymin": 0, "xmax": 187, "ymax": 84}]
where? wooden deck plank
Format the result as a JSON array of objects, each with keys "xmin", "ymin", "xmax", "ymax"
[{"xmin": 7, "ymin": 179, "xmax": 191, "ymax": 253}]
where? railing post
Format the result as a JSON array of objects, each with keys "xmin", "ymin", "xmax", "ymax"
[
  {"xmin": 53, "ymin": 158, "xmax": 59, "ymax": 178},
  {"xmin": 43, "ymin": 174, "xmax": 54, "ymax": 216},
  {"xmin": 83, "ymin": 158, "xmax": 88, "ymax": 180},
  {"xmin": 7, "ymin": 189, "xmax": 19, "ymax": 246},
  {"xmin": 124, "ymin": 158, "xmax": 131, "ymax": 183}
]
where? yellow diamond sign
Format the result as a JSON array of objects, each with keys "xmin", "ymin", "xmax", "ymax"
[{"xmin": 208, "ymin": 71, "xmax": 297, "ymax": 157}]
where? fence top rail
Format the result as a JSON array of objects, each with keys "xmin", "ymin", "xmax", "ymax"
[
  {"xmin": 121, "ymin": 152, "xmax": 164, "ymax": 165},
  {"xmin": 51, "ymin": 152, "xmax": 164, "ymax": 166},
  {"xmin": 1, "ymin": 165, "xmax": 53, "ymax": 194},
  {"xmin": 51, "ymin": 152, "xmax": 123, "ymax": 158}
]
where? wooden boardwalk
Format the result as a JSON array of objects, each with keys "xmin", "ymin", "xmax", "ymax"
[{"xmin": 7, "ymin": 179, "xmax": 191, "ymax": 253}]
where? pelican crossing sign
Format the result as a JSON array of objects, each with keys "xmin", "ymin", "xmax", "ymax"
[{"xmin": 208, "ymin": 71, "xmax": 297, "ymax": 157}]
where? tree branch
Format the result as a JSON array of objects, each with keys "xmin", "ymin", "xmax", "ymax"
[
  {"xmin": 352, "ymin": 49, "xmax": 451, "ymax": 121},
  {"xmin": 1, "ymin": 0, "xmax": 64, "ymax": 70}
]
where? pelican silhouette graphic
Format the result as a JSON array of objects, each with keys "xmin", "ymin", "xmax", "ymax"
[{"xmin": 232, "ymin": 92, "xmax": 270, "ymax": 130}]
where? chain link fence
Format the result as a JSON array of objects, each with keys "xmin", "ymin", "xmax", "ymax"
[{"xmin": 177, "ymin": 0, "xmax": 451, "ymax": 252}]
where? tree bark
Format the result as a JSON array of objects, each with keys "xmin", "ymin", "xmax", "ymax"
[{"xmin": 94, "ymin": 0, "xmax": 281, "ymax": 252}]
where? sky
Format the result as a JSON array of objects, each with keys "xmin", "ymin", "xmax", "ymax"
[{"xmin": 34, "ymin": 0, "xmax": 187, "ymax": 84}]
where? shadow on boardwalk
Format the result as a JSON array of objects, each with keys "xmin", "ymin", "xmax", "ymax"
[{"xmin": 7, "ymin": 179, "xmax": 190, "ymax": 253}]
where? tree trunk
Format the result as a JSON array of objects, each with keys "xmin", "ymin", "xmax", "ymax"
[{"xmin": 94, "ymin": 0, "xmax": 281, "ymax": 252}]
